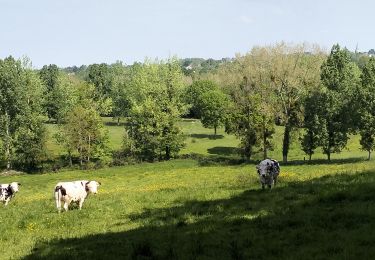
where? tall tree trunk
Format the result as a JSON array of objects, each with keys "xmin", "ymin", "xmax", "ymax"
[
  {"xmin": 117, "ymin": 117, "xmax": 120, "ymax": 126},
  {"xmin": 368, "ymin": 150, "xmax": 371, "ymax": 161},
  {"xmin": 326, "ymin": 128, "xmax": 333, "ymax": 162},
  {"xmin": 309, "ymin": 154, "xmax": 312, "ymax": 161},
  {"xmin": 262, "ymin": 116, "xmax": 267, "ymax": 160},
  {"xmin": 79, "ymin": 146, "xmax": 83, "ymax": 166},
  {"xmin": 263, "ymin": 147, "xmax": 267, "ymax": 160},
  {"xmin": 87, "ymin": 134, "xmax": 91, "ymax": 162},
  {"xmin": 282, "ymin": 123, "xmax": 291, "ymax": 163},
  {"xmin": 214, "ymin": 126, "xmax": 217, "ymax": 137},
  {"xmin": 68, "ymin": 151, "xmax": 72, "ymax": 167},
  {"xmin": 5, "ymin": 111, "xmax": 11, "ymax": 170},
  {"xmin": 78, "ymin": 130, "xmax": 83, "ymax": 166},
  {"xmin": 165, "ymin": 146, "xmax": 170, "ymax": 160}
]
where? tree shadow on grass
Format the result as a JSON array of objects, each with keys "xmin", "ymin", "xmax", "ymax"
[
  {"xmin": 179, "ymin": 153, "xmax": 247, "ymax": 166},
  {"xmin": 181, "ymin": 118, "xmax": 199, "ymax": 122},
  {"xmin": 197, "ymin": 156, "xmax": 247, "ymax": 166},
  {"xmin": 284, "ymin": 157, "xmax": 367, "ymax": 166},
  {"xmin": 25, "ymin": 171, "xmax": 375, "ymax": 260},
  {"xmin": 190, "ymin": 134, "xmax": 224, "ymax": 139},
  {"xmin": 207, "ymin": 146, "xmax": 241, "ymax": 156},
  {"xmin": 103, "ymin": 121, "xmax": 129, "ymax": 127}
]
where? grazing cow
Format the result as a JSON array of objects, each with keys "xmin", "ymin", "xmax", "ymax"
[
  {"xmin": 54, "ymin": 180, "xmax": 101, "ymax": 213},
  {"xmin": 256, "ymin": 159, "xmax": 280, "ymax": 189},
  {"xmin": 0, "ymin": 182, "xmax": 21, "ymax": 206}
]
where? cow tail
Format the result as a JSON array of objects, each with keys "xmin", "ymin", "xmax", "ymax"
[{"xmin": 54, "ymin": 186, "xmax": 62, "ymax": 211}]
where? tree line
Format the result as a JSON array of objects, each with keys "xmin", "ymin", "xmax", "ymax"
[
  {"xmin": 0, "ymin": 43, "xmax": 374, "ymax": 172},
  {"xmin": 201, "ymin": 43, "xmax": 375, "ymax": 162}
]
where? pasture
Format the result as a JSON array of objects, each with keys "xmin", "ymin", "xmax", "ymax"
[
  {"xmin": 47, "ymin": 117, "xmax": 366, "ymax": 162},
  {"xmin": 1, "ymin": 118, "xmax": 375, "ymax": 259}
]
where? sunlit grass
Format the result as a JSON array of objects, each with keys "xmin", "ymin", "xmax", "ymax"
[
  {"xmin": 0, "ymin": 158, "xmax": 374, "ymax": 259},
  {"xmin": 1, "ymin": 117, "xmax": 373, "ymax": 259}
]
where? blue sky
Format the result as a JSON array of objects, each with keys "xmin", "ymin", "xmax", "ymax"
[{"xmin": 1, "ymin": 0, "xmax": 374, "ymax": 67}]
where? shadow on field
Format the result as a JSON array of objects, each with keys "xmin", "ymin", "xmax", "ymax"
[
  {"xmin": 197, "ymin": 156, "xmax": 247, "ymax": 166},
  {"xmin": 190, "ymin": 134, "xmax": 224, "ymax": 139},
  {"xmin": 25, "ymin": 171, "xmax": 375, "ymax": 260},
  {"xmin": 181, "ymin": 118, "xmax": 198, "ymax": 122},
  {"xmin": 179, "ymin": 153, "xmax": 247, "ymax": 166},
  {"xmin": 103, "ymin": 121, "xmax": 128, "ymax": 127},
  {"xmin": 207, "ymin": 146, "xmax": 241, "ymax": 156},
  {"xmin": 283, "ymin": 157, "xmax": 366, "ymax": 166}
]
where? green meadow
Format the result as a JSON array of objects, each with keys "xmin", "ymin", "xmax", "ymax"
[
  {"xmin": 47, "ymin": 117, "xmax": 366, "ymax": 162},
  {"xmin": 1, "ymin": 118, "xmax": 374, "ymax": 259}
]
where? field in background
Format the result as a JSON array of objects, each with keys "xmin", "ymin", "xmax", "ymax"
[
  {"xmin": 46, "ymin": 117, "xmax": 368, "ymax": 163},
  {"xmin": 1, "ymin": 117, "xmax": 374, "ymax": 259}
]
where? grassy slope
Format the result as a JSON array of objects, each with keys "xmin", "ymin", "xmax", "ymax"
[
  {"xmin": 48, "ymin": 117, "xmax": 368, "ymax": 162},
  {"xmin": 1, "ymin": 118, "xmax": 374, "ymax": 259}
]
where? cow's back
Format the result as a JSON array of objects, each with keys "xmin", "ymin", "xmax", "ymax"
[{"xmin": 56, "ymin": 182, "xmax": 86, "ymax": 201}]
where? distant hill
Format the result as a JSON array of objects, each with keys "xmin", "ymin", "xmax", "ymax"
[
  {"xmin": 180, "ymin": 57, "xmax": 233, "ymax": 76},
  {"xmin": 59, "ymin": 57, "xmax": 234, "ymax": 78}
]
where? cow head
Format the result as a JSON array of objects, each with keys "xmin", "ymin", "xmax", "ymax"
[
  {"xmin": 256, "ymin": 160, "xmax": 272, "ymax": 178},
  {"xmin": 85, "ymin": 181, "xmax": 101, "ymax": 194},
  {"xmin": 9, "ymin": 182, "xmax": 21, "ymax": 193}
]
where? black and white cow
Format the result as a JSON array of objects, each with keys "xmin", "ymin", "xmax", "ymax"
[
  {"xmin": 0, "ymin": 182, "xmax": 21, "ymax": 206},
  {"xmin": 256, "ymin": 159, "xmax": 280, "ymax": 189},
  {"xmin": 54, "ymin": 180, "xmax": 101, "ymax": 213}
]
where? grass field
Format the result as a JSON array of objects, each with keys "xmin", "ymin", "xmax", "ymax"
[
  {"xmin": 47, "ymin": 117, "xmax": 368, "ymax": 162},
  {"xmin": 1, "ymin": 118, "xmax": 375, "ymax": 259}
]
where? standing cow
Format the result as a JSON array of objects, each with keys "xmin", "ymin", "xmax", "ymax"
[
  {"xmin": 54, "ymin": 180, "xmax": 101, "ymax": 212},
  {"xmin": 0, "ymin": 182, "xmax": 21, "ymax": 206},
  {"xmin": 256, "ymin": 159, "xmax": 280, "ymax": 189}
]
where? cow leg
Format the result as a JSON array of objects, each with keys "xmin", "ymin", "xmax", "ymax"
[
  {"xmin": 56, "ymin": 198, "xmax": 61, "ymax": 213},
  {"xmin": 268, "ymin": 184, "xmax": 272, "ymax": 189},
  {"xmin": 4, "ymin": 199, "xmax": 9, "ymax": 206},
  {"xmin": 63, "ymin": 201, "xmax": 69, "ymax": 212},
  {"xmin": 78, "ymin": 199, "xmax": 85, "ymax": 210},
  {"xmin": 262, "ymin": 184, "xmax": 265, "ymax": 190},
  {"xmin": 57, "ymin": 200, "xmax": 63, "ymax": 213}
]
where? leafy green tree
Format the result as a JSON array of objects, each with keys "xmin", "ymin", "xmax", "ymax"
[
  {"xmin": 320, "ymin": 44, "xmax": 361, "ymax": 161},
  {"xmin": 39, "ymin": 65, "xmax": 78, "ymax": 123},
  {"xmin": 0, "ymin": 57, "xmax": 24, "ymax": 169},
  {"xmin": 268, "ymin": 43, "xmax": 325, "ymax": 163},
  {"xmin": 54, "ymin": 74, "xmax": 79, "ymax": 121},
  {"xmin": 127, "ymin": 98, "xmax": 184, "ymax": 161},
  {"xmin": 125, "ymin": 59, "xmax": 186, "ymax": 161},
  {"xmin": 359, "ymin": 112, "xmax": 375, "ymax": 160},
  {"xmin": 218, "ymin": 44, "xmax": 324, "ymax": 161},
  {"xmin": 225, "ymin": 92, "xmax": 258, "ymax": 160},
  {"xmin": 224, "ymin": 47, "xmax": 278, "ymax": 160},
  {"xmin": 39, "ymin": 64, "xmax": 59, "ymax": 121},
  {"xmin": 14, "ymin": 116, "xmax": 47, "ymax": 170},
  {"xmin": 301, "ymin": 90, "xmax": 326, "ymax": 161},
  {"xmin": 111, "ymin": 62, "xmax": 132, "ymax": 125},
  {"xmin": 86, "ymin": 63, "xmax": 113, "ymax": 115},
  {"xmin": 358, "ymin": 57, "xmax": 375, "ymax": 160},
  {"xmin": 185, "ymin": 80, "xmax": 233, "ymax": 136},
  {"xmin": 0, "ymin": 57, "xmax": 47, "ymax": 170},
  {"xmin": 15, "ymin": 64, "xmax": 47, "ymax": 170},
  {"xmin": 184, "ymin": 80, "xmax": 217, "ymax": 118},
  {"xmin": 226, "ymin": 76, "xmax": 275, "ymax": 160},
  {"xmin": 61, "ymin": 106, "xmax": 109, "ymax": 165},
  {"xmin": 55, "ymin": 82, "xmax": 110, "ymax": 166},
  {"xmin": 199, "ymin": 89, "xmax": 229, "ymax": 136}
]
